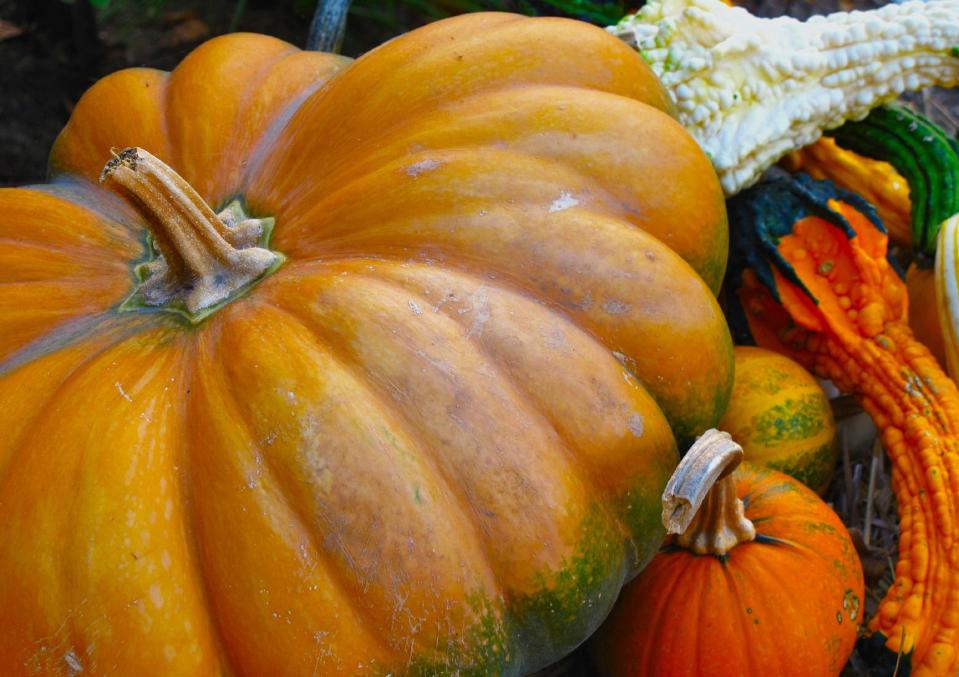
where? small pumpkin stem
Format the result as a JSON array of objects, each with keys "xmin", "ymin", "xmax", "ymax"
[
  {"xmin": 307, "ymin": 0, "xmax": 353, "ymax": 53},
  {"xmin": 662, "ymin": 429, "xmax": 756, "ymax": 556},
  {"xmin": 100, "ymin": 147, "xmax": 278, "ymax": 316}
]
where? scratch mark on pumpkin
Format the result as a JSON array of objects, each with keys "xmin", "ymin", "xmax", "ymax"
[
  {"xmin": 549, "ymin": 191, "xmax": 579, "ymax": 213},
  {"xmin": 115, "ymin": 381, "xmax": 133, "ymax": 402},
  {"xmin": 405, "ymin": 159, "xmax": 441, "ymax": 177},
  {"xmin": 64, "ymin": 649, "xmax": 83, "ymax": 674},
  {"xmin": 465, "ymin": 287, "xmax": 491, "ymax": 338},
  {"xmin": 408, "ymin": 300, "xmax": 423, "ymax": 316},
  {"xmin": 603, "ymin": 299, "xmax": 631, "ymax": 315}
]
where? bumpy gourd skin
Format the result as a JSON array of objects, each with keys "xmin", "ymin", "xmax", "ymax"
[
  {"xmin": 781, "ymin": 104, "xmax": 959, "ymax": 371},
  {"xmin": 782, "ymin": 137, "xmax": 913, "ymax": 248},
  {"xmin": 0, "ymin": 14, "xmax": 732, "ymax": 676},
  {"xmin": 728, "ymin": 176, "xmax": 959, "ymax": 676},
  {"xmin": 610, "ymin": 0, "xmax": 959, "ymax": 195}
]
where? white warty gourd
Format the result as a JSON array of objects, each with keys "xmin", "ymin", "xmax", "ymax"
[{"xmin": 609, "ymin": 0, "xmax": 959, "ymax": 195}]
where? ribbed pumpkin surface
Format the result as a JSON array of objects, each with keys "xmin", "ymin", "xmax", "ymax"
[{"xmin": 0, "ymin": 14, "xmax": 732, "ymax": 675}]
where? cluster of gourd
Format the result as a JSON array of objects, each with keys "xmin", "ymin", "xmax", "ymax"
[{"xmin": 1, "ymin": 0, "xmax": 958, "ymax": 674}]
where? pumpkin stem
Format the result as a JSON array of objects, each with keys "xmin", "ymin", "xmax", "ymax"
[
  {"xmin": 307, "ymin": 0, "xmax": 353, "ymax": 52},
  {"xmin": 662, "ymin": 429, "xmax": 756, "ymax": 556},
  {"xmin": 100, "ymin": 147, "xmax": 280, "ymax": 318}
]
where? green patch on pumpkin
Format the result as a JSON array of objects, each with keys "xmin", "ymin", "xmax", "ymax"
[
  {"xmin": 405, "ymin": 593, "xmax": 513, "ymax": 677},
  {"xmin": 508, "ymin": 506, "xmax": 629, "ymax": 672},
  {"xmin": 765, "ymin": 440, "xmax": 838, "ymax": 493},
  {"xmin": 751, "ymin": 393, "xmax": 827, "ymax": 445},
  {"xmin": 402, "ymin": 490, "xmax": 667, "ymax": 675}
]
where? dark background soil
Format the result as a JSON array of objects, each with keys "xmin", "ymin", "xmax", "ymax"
[{"xmin": 0, "ymin": 0, "xmax": 633, "ymax": 186}]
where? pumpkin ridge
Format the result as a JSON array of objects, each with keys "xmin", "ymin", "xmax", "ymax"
[
  {"xmin": 48, "ymin": 68, "xmax": 173, "ymax": 183},
  {"xmin": 740, "ymin": 548, "xmax": 796, "ymax": 675},
  {"xmin": 719, "ymin": 552, "xmax": 775, "ymax": 676},
  {"xmin": 254, "ymin": 296, "xmax": 506, "ymax": 598},
  {"xmin": 641, "ymin": 554, "xmax": 692, "ymax": 669},
  {"xmin": 0, "ymin": 313, "xmax": 162, "ymax": 380},
  {"xmin": 191, "ymin": 44, "xmax": 300, "ymax": 201},
  {"xmin": 261, "ymin": 274, "xmax": 630, "ymax": 667},
  {"xmin": 2, "ymin": 333, "xmax": 202, "ymax": 671},
  {"xmin": 33, "ymin": 176, "xmax": 147, "ymax": 231},
  {"xmin": 191, "ymin": 325, "xmax": 402, "ymax": 668},
  {"xmin": 334, "ymin": 264, "xmax": 651, "ymax": 525},
  {"xmin": 274, "ymin": 258, "xmax": 677, "ymax": 577},
  {"xmin": 238, "ymin": 54, "xmax": 352, "ymax": 196},
  {"xmin": 0, "ymin": 241, "xmax": 132, "ymax": 281},
  {"xmin": 269, "ymin": 146, "xmax": 611, "ymax": 253},
  {"xmin": 0, "ymin": 186, "xmax": 140, "ymax": 257},
  {"xmin": 160, "ymin": 335, "xmax": 238, "ymax": 676},
  {"xmin": 254, "ymin": 83, "xmax": 722, "ymax": 279},
  {"xmin": 162, "ymin": 35, "xmax": 298, "ymax": 202},
  {"xmin": 232, "ymin": 299, "xmax": 512, "ymax": 661},
  {"xmin": 276, "ymin": 178, "xmax": 730, "ymax": 443},
  {"xmin": 0, "ymin": 318, "xmax": 156, "ymax": 483},
  {"xmin": 351, "ymin": 269, "xmax": 655, "ymax": 587}
]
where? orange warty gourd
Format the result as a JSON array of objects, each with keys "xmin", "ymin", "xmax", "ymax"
[
  {"xmin": 784, "ymin": 105, "xmax": 959, "ymax": 373},
  {"xmin": 727, "ymin": 175, "xmax": 959, "ymax": 676},
  {"xmin": 594, "ymin": 430, "xmax": 864, "ymax": 677},
  {"xmin": 719, "ymin": 346, "xmax": 838, "ymax": 494},
  {"xmin": 0, "ymin": 14, "xmax": 733, "ymax": 676}
]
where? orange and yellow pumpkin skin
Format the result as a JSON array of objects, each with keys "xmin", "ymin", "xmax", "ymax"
[
  {"xmin": 0, "ymin": 15, "xmax": 732, "ymax": 676},
  {"xmin": 594, "ymin": 464, "xmax": 865, "ymax": 677},
  {"xmin": 719, "ymin": 346, "xmax": 838, "ymax": 494},
  {"xmin": 907, "ymin": 262, "xmax": 949, "ymax": 369}
]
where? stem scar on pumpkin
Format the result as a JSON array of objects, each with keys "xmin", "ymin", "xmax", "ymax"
[{"xmin": 99, "ymin": 147, "xmax": 284, "ymax": 323}]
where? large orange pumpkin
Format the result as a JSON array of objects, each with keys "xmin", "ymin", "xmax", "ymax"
[{"xmin": 0, "ymin": 14, "xmax": 731, "ymax": 675}]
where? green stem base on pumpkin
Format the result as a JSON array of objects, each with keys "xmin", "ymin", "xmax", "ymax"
[
  {"xmin": 663, "ymin": 429, "xmax": 756, "ymax": 557},
  {"xmin": 100, "ymin": 147, "xmax": 283, "ymax": 323}
]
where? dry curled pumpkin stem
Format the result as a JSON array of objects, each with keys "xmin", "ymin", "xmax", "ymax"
[
  {"xmin": 100, "ymin": 147, "xmax": 279, "ymax": 316},
  {"xmin": 663, "ymin": 429, "xmax": 756, "ymax": 556},
  {"xmin": 730, "ymin": 176, "xmax": 959, "ymax": 675}
]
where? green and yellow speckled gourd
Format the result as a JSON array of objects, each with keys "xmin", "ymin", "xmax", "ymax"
[
  {"xmin": 718, "ymin": 346, "xmax": 838, "ymax": 494},
  {"xmin": 594, "ymin": 429, "xmax": 863, "ymax": 676},
  {"xmin": 726, "ymin": 175, "xmax": 959, "ymax": 676},
  {"xmin": 608, "ymin": 0, "xmax": 959, "ymax": 195}
]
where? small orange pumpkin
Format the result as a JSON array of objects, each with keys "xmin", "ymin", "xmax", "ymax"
[
  {"xmin": 594, "ymin": 430, "xmax": 864, "ymax": 677},
  {"xmin": 0, "ymin": 14, "xmax": 732, "ymax": 675},
  {"xmin": 719, "ymin": 345, "xmax": 838, "ymax": 494}
]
